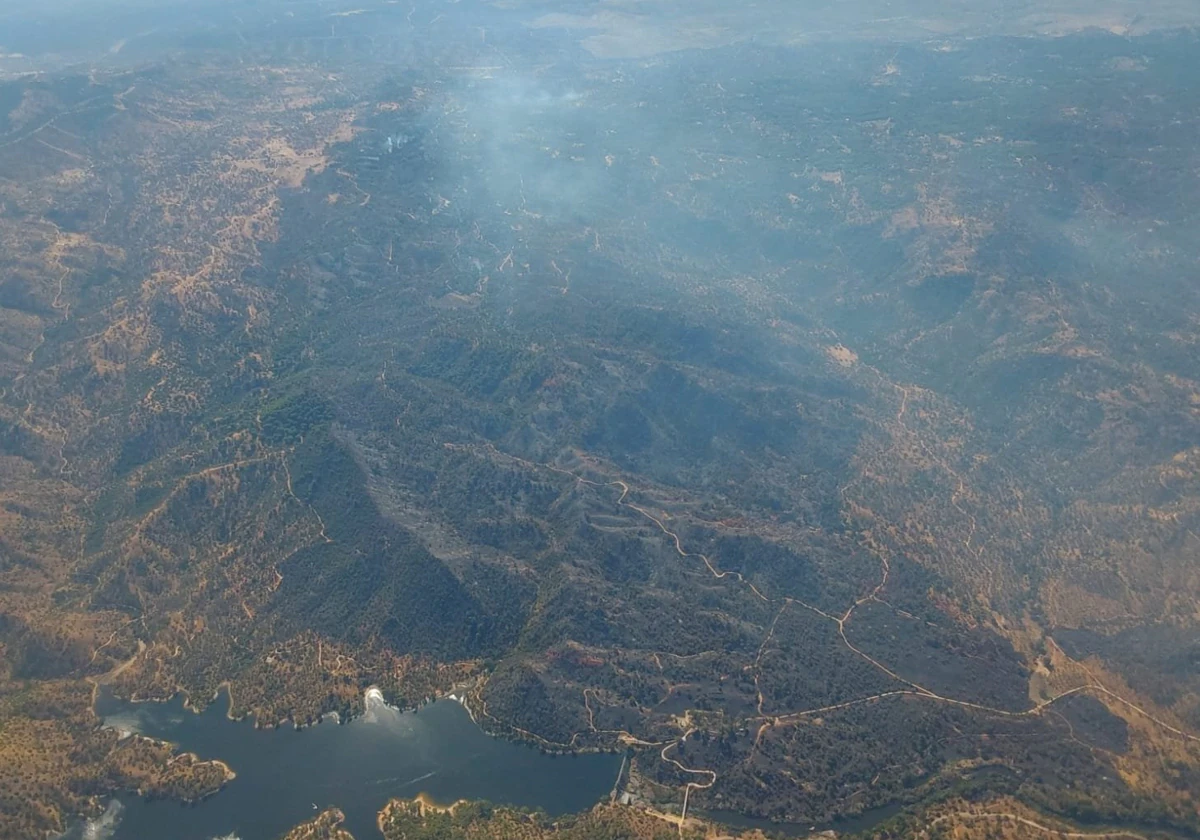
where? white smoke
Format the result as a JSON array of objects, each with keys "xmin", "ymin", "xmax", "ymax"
[
  {"xmin": 363, "ymin": 685, "xmax": 406, "ymax": 726},
  {"xmin": 384, "ymin": 133, "xmax": 413, "ymax": 154},
  {"xmin": 433, "ymin": 73, "xmax": 605, "ymax": 223},
  {"xmin": 101, "ymin": 712, "xmax": 141, "ymax": 739},
  {"xmin": 80, "ymin": 800, "xmax": 123, "ymax": 840},
  {"xmin": 360, "ymin": 686, "xmax": 425, "ymax": 739}
]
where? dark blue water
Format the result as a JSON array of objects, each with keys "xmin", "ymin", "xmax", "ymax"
[{"xmin": 91, "ymin": 689, "xmax": 620, "ymax": 840}]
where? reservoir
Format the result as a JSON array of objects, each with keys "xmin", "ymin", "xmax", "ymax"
[{"xmin": 92, "ymin": 688, "xmax": 622, "ymax": 840}]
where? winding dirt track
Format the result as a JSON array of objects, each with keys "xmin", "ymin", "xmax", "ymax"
[{"xmin": 462, "ymin": 443, "xmax": 1199, "ymax": 833}]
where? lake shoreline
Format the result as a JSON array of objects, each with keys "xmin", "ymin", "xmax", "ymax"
[{"xmin": 94, "ymin": 689, "xmax": 622, "ymax": 840}]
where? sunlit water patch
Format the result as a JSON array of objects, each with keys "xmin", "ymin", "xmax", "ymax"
[{"xmin": 95, "ymin": 688, "xmax": 620, "ymax": 840}]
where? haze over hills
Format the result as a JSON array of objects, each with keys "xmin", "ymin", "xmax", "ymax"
[{"xmin": 2, "ymin": 2, "xmax": 1200, "ymax": 839}]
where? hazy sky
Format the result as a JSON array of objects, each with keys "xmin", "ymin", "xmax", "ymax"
[{"xmin": 5, "ymin": 0, "xmax": 1200, "ymax": 69}]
